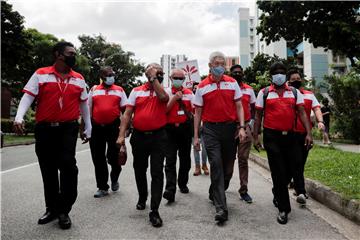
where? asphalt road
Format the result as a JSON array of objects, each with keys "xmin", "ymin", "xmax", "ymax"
[{"xmin": 1, "ymin": 140, "xmax": 358, "ymax": 239}]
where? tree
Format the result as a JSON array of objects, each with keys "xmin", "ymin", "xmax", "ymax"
[
  {"xmin": 78, "ymin": 34, "xmax": 144, "ymax": 94},
  {"xmin": 256, "ymin": 1, "xmax": 360, "ymax": 66},
  {"xmin": 1, "ymin": 0, "xmax": 31, "ymax": 99}
]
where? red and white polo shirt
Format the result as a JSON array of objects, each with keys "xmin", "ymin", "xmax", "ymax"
[
  {"xmin": 238, "ymin": 82, "xmax": 256, "ymax": 122},
  {"xmin": 23, "ymin": 65, "xmax": 88, "ymax": 123},
  {"xmin": 192, "ymin": 74, "xmax": 242, "ymax": 123},
  {"xmin": 294, "ymin": 89, "xmax": 320, "ymax": 133},
  {"xmin": 255, "ymin": 84, "xmax": 304, "ymax": 131},
  {"xmin": 165, "ymin": 87, "xmax": 194, "ymax": 124},
  {"xmin": 127, "ymin": 83, "xmax": 168, "ymax": 131},
  {"xmin": 89, "ymin": 84, "xmax": 127, "ymax": 125}
]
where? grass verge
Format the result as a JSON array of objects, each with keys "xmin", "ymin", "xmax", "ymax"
[{"xmin": 3, "ymin": 134, "xmax": 35, "ymax": 145}]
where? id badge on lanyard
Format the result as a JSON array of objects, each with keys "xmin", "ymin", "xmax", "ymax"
[{"xmin": 56, "ymin": 76, "xmax": 69, "ymax": 110}]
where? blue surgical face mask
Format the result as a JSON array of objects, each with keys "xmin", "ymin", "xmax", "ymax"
[
  {"xmin": 272, "ymin": 74, "xmax": 286, "ymax": 86},
  {"xmin": 104, "ymin": 76, "xmax": 115, "ymax": 86},
  {"xmin": 172, "ymin": 79, "xmax": 184, "ymax": 88},
  {"xmin": 211, "ymin": 66, "xmax": 225, "ymax": 77}
]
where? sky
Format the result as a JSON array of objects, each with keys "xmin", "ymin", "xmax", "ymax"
[{"xmin": 10, "ymin": 0, "xmax": 256, "ymax": 79}]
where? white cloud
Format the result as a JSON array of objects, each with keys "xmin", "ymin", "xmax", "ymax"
[{"xmin": 10, "ymin": 0, "xmax": 255, "ymax": 78}]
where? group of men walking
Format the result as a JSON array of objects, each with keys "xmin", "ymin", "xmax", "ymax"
[{"xmin": 14, "ymin": 41, "xmax": 324, "ymax": 229}]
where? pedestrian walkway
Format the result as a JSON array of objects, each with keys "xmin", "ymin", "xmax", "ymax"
[{"xmin": 315, "ymin": 140, "xmax": 360, "ymax": 153}]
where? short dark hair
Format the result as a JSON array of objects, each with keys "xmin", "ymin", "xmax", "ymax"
[
  {"xmin": 230, "ymin": 64, "xmax": 243, "ymax": 72},
  {"xmin": 270, "ymin": 61, "xmax": 286, "ymax": 75},
  {"xmin": 287, "ymin": 67, "xmax": 302, "ymax": 81},
  {"xmin": 52, "ymin": 41, "xmax": 74, "ymax": 57}
]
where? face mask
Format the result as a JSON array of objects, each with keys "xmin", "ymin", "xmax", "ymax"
[
  {"xmin": 231, "ymin": 74, "xmax": 243, "ymax": 83},
  {"xmin": 211, "ymin": 66, "xmax": 225, "ymax": 77},
  {"xmin": 156, "ymin": 75, "xmax": 163, "ymax": 84},
  {"xmin": 104, "ymin": 76, "xmax": 115, "ymax": 86},
  {"xmin": 289, "ymin": 81, "xmax": 302, "ymax": 89},
  {"xmin": 172, "ymin": 79, "xmax": 184, "ymax": 88},
  {"xmin": 272, "ymin": 74, "xmax": 286, "ymax": 86},
  {"xmin": 63, "ymin": 55, "xmax": 76, "ymax": 68}
]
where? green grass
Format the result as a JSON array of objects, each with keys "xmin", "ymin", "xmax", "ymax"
[
  {"xmin": 3, "ymin": 134, "xmax": 35, "ymax": 145},
  {"xmin": 251, "ymin": 145, "xmax": 360, "ymax": 200}
]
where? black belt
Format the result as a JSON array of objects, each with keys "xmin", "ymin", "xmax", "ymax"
[
  {"xmin": 264, "ymin": 128, "xmax": 294, "ymax": 136},
  {"xmin": 133, "ymin": 127, "xmax": 165, "ymax": 135},
  {"xmin": 37, "ymin": 120, "xmax": 78, "ymax": 127},
  {"xmin": 204, "ymin": 121, "xmax": 235, "ymax": 125},
  {"xmin": 166, "ymin": 122, "xmax": 191, "ymax": 128}
]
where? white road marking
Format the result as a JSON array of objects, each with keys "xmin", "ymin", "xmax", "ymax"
[{"xmin": 1, "ymin": 149, "xmax": 90, "ymax": 174}]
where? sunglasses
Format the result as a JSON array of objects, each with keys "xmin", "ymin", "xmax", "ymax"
[
  {"xmin": 172, "ymin": 77, "xmax": 185, "ymax": 80},
  {"xmin": 231, "ymin": 72, "xmax": 243, "ymax": 75}
]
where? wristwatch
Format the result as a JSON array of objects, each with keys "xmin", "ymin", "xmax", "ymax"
[{"xmin": 239, "ymin": 125, "xmax": 245, "ymax": 129}]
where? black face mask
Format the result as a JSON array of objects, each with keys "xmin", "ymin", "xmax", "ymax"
[
  {"xmin": 232, "ymin": 74, "xmax": 243, "ymax": 83},
  {"xmin": 289, "ymin": 81, "xmax": 302, "ymax": 89},
  {"xmin": 62, "ymin": 54, "xmax": 76, "ymax": 68},
  {"xmin": 156, "ymin": 74, "xmax": 164, "ymax": 84}
]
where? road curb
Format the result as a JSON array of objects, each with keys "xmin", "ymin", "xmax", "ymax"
[
  {"xmin": 249, "ymin": 153, "xmax": 360, "ymax": 225},
  {"xmin": 3, "ymin": 140, "xmax": 35, "ymax": 148}
]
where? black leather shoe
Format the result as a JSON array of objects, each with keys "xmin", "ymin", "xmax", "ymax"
[
  {"xmin": 149, "ymin": 211, "xmax": 163, "ymax": 228},
  {"xmin": 179, "ymin": 186, "xmax": 189, "ymax": 194},
  {"xmin": 136, "ymin": 201, "xmax": 146, "ymax": 210},
  {"xmin": 38, "ymin": 210, "xmax": 58, "ymax": 224},
  {"xmin": 58, "ymin": 213, "xmax": 71, "ymax": 229},
  {"xmin": 163, "ymin": 190, "xmax": 175, "ymax": 203},
  {"xmin": 215, "ymin": 210, "xmax": 228, "ymax": 223},
  {"xmin": 277, "ymin": 211, "xmax": 288, "ymax": 224}
]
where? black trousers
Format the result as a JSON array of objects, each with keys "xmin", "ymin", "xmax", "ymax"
[
  {"xmin": 293, "ymin": 132, "xmax": 309, "ymax": 195},
  {"xmin": 130, "ymin": 128, "xmax": 167, "ymax": 211},
  {"xmin": 202, "ymin": 122, "xmax": 237, "ymax": 213},
  {"xmin": 164, "ymin": 122, "xmax": 192, "ymax": 194},
  {"xmin": 263, "ymin": 128, "xmax": 301, "ymax": 214},
  {"xmin": 35, "ymin": 122, "xmax": 79, "ymax": 214},
  {"xmin": 89, "ymin": 118, "xmax": 122, "ymax": 191}
]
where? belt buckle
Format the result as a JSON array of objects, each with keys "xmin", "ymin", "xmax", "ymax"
[
  {"xmin": 50, "ymin": 122, "xmax": 60, "ymax": 127},
  {"xmin": 282, "ymin": 131, "xmax": 288, "ymax": 135},
  {"xmin": 144, "ymin": 131, "xmax": 152, "ymax": 135}
]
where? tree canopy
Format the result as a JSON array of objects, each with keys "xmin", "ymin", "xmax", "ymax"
[{"xmin": 256, "ymin": 1, "xmax": 360, "ymax": 66}]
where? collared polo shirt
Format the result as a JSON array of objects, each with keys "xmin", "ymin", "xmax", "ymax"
[
  {"xmin": 23, "ymin": 65, "xmax": 88, "ymax": 123},
  {"xmin": 127, "ymin": 83, "xmax": 168, "ymax": 131},
  {"xmin": 89, "ymin": 84, "xmax": 127, "ymax": 125},
  {"xmin": 192, "ymin": 74, "xmax": 242, "ymax": 123},
  {"xmin": 294, "ymin": 89, "xmax": 320, "ymax": 133},
  {"xmin": 238, "ymin": 82, "xmax": 256, "ymax": 122},
  {"xmin": 255, "ymin": 84, "xmax": 304, "ymax": 131},
  {"xmin": 165, "ymin": 87, "xmax": 194, "ymax": 124}
]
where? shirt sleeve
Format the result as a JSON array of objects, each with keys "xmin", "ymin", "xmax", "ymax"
[
  {"xmin": 233, "ymin": 82, "xmax": 242, "ymax": 101},
  {"xmin": 80, "ymin": 80, "xmax": 88, "ymax": 101},
  {"xmin": 295, "ymin": 89, "xmax": 304, "ymax": 105},
  {"xmin": 255, "ymin": 89, "xmax": 264, "ymax": 109},
  {"xmin": 250, "ymin": 88, "xmax": 256, "ymax": 104},
  {"xmin": 127, "ymin": 90, "xmax": 136, "ymax": 107},
  {"xmin": 23, "ymin": 72, "xmax": 39, "ymax": 97},
  {"xmin": 311, "ymin": 94, "xmax": 320, "ymax": 109},
  {"xmin": 192, "ymin": 87, "xmax": 203, "ymax": 107},
  {"xmin": 119, "ymin": 91, "xmax": 128, "ymax": 108}
]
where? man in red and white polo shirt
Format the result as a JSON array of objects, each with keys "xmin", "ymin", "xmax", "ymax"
[
  {"xmin": 162, "ymin": 68, "xmax": 194, "ymax": 203},
  {"xmin": 253, "ymin": 62, "xmax": 313, "ymax": 225},
  {"xmin": 193, "ymin": 51, "xmax": 246, "ymax": 223},
  {"xmin": 230, "ymin": 64, "xmax": 256, "ymax": 204},
  {"xmin": 117, "ymin": 63, "xmax": 169, "ymax": 228},
  {"xmin": 13, "ymin": 42, "xmax": 91, "ymax": 230},
  {"xmin": 287, "ymin": 68, "xmax": 325, "ymax": 205},
  {"xmin": 88, "ymin": 66, "xmax": 127, "ymax": 198}
]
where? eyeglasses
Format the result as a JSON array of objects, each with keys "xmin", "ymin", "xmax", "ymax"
[{"xmin": 172, "ymin": 77, "xmax": 185, "ymax": 80}]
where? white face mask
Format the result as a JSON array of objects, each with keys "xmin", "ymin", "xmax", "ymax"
[
  {"xmin": 104, "ymin": 76, "xmax": 115, "ymax": 86},
  {"xmin": 172, "ymin": 79, "xmax": 184, "ymax": 88},
  {"xmin": 272, "ymin": 74, "xmax": 286, "ymax": 86}
]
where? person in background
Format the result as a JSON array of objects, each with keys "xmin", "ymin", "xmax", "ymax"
[
  {"xmin": 88, "ymin": 66, "xmax": 127, "ymax": 198},
  {"xmin": 321, "ymin": 98, "xmax": 332, "ymax": 144}
]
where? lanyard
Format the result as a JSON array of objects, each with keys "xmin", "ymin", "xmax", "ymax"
[{"xmin": 55, "ymin": 76, "xmax": 70, "ymax": 109}]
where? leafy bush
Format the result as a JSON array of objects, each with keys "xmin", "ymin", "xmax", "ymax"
[
  {"xmin": 324, "ymin": 65, "xmax": 360, "ymax": 143},
  {"xmin": 1, "ymin": 118, "xmax": 13, "ymax": 133}
]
